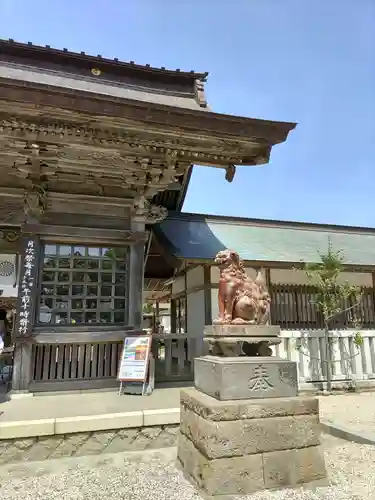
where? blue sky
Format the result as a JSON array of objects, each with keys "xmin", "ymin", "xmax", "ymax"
[{"xmin": 1, "ymin": 0, "xmax": 374, "ymax": 226}]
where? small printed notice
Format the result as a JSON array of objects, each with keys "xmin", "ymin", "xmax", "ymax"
[{"xmin": 118, "ymin": 336, "xmax": 152, "ymax": 382}]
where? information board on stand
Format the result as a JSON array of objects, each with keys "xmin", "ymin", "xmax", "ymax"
[{"xmin": 117, "ymin": 335, "xmax": 152, "ymax": 396}]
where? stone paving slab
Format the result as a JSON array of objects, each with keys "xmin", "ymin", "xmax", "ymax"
[
  {"xmin": 1, "ymin": 387, "xmax": 375, "ymax": 447},
  {"xmin": 321, "ymin": 421, "xmax": 375, "ymax": 445},
  {"xmin": 0, "ymin": 387, "xmax": 182, "ymax": 441},
  {"xmin": 0, "ymin": 408, "xmax": 181, "ymax": 439},
  {"xmin": 0, "ymin": 386, "xmax": 182, "ymax": 422}
]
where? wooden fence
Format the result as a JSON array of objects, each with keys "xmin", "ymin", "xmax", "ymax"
[
  {"xmin": 30, "ymin": 334, "xmax": 203, "ymax": 391},
  {"xmin": 274, "ymin": 329, "xmax": 375, "ymax": 386},
  {"xmin": 31, "ymin": 341, "xmax": 123, "ymax": 391},
  {"xmin": 24, "ymin": 328, "xmax": 375, "ymax": 391},
  {"xmin": 271, "ymin": 284, "xmax": 375, "ymax": 330},
  {"xmin": 151, "ymin": 333, "xmax": 203, "ymax": 383},
  {"xmin": 24, "ymin": 284, "xmax": 375, "ymax": 391}
]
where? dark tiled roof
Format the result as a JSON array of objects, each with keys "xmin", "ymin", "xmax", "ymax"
[
  {"xmin": 0, "ymin": 38, "xmax": 208, "ymax": 80},
  {"xmin": 154, "ymin": 212, "xmax": 375, "ymax": 266},
  {"xmin": 0, "ymin": 61, "xmax": 208, "ymax": 111}
]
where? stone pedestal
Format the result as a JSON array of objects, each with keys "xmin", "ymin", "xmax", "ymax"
[
  {"xmin": 195, "ymin": 356, "xmax": 298, "ymax": 401},
  {"xmin": 204, "ymin": 324, "xmax": 281, "ymax": 357},
  {"xmin": 178, "ymin": 388, "xmax": 327, "ymax": 496},
  {"xmin": 178, "ymin": 322, "xmax": 327, "ymax": 495}
]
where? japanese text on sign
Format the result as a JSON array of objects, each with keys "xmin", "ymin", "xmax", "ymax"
[
  {"xmin": 19, "ymin": 239, "xmax": 36, "ymax": 336},
  {"xmin": 118, "ymin": 336, "xmax": 151, "ymax": 382}
]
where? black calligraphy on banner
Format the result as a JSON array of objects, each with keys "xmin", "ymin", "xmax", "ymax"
[{"xmin": 18, "ymin": 239, "xmax": 36, "ymax": 336}]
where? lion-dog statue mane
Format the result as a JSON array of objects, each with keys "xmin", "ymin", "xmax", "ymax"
[{"xmin": 213, "ymin": 249, "xmax": 270, "ymax": 325}]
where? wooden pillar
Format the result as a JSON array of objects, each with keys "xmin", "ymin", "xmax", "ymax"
[
  {"xmin": 155, "ymin": 300, "xmax": 160, "ymax": 322},
  {"xmin": 203, "ymin": 265, "xmax": 212, "ymax": 325},
  {"xmin": 128, "ymin": 220, "xmax": 146, "ymax": 331},
  {"xmin": 265, "ymin": 268, "xmax": 272, "ymax": 324},
  {"xmin": 128, "ymin": 240, "xmax": 145, "ymax": 330},
  {"xmin": 170, "ymin": 299, "xmax": 177, "ymax": 333},
  {"xmin": 12, "ymin": 235, "xmax": 40, "ymax": 392},
  {"xmin": 184, "ymin": 267, "xmax": 188, "ymax": 334}
]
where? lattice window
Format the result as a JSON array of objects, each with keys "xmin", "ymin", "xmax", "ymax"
[{"xmin": 38, "ymin": 244, "xmax": 129, "ymax": 325}]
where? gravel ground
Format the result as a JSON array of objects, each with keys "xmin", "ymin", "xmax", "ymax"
[
  {"xmin": 319, "ymin": 392, "xmax": 375, "ymax": 437},
  {"xmin": 0, "ymin": 435, "xmax": 374, "ymax": 500}
]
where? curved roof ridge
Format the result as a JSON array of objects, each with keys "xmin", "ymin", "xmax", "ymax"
[
  {"xmin": 171, "ymin": 211, "xmax": 375, "ymax": 235},
  {"xmin": 0, "ymin": 38, "xmax": 209, "ymax": 80},
  {"xmin": 155, "ymin": 214, "xmax": 375, "ymax": 266}
]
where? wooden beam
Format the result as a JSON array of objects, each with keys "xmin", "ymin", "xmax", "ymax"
[
  {"xmin": 29, "ymin": 378, "xmax": 119, "ymax": 392},
  {"xmin": 34, "ymin": 330, "xmax": 129, "ymax": 344},
  {"xmin": 0, "ymin": 82, "xmax": 295, "ymax": 145},
  {"xmin": 23, "ymin": 223, "xmax": 148, "ymax": 245},
  {"xmin": 182, "ymin": 259, "xmax": 375, "ymax": 273},
  {"xmin": 203, "ymin": 264, "xmax": 212, "ymax": 325}
]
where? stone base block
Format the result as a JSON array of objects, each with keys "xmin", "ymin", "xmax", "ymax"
[
  {"xmin": 195, "ymin": 355, "xmax": 298, "ymax": 400},
  {"xmin": 178, "ymin": 434, "xmax": 326, "ymax": 496},
  {"xmin": 0, "ymin": 425, "xmax": 180, "ymax": 465},
  {"xmin": 204, "ymin": 324, "xmax": 281, "ymax": 338},
  {"xmin": 178, "ymin": 388, "xmax": 327, "ymax": 496}
]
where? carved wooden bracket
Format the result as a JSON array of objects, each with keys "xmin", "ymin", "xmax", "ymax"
[
  {"xmin": 23, "ymin": 183, "xmax": 48, "ymax": 221},
  {"xmin": 0, "ymin": 229, "xmax": 20, "ymax": 243},
  {"xmin": 133, "ymin": 199, "xmax": 168, "ymax": 224},
  {"xmin": 0, "ymin": 116, "xmax": 273, "ymax": 167},
  {"xmin": 0, "ymin": 297, "xmax": 17, "ymax": 310}
]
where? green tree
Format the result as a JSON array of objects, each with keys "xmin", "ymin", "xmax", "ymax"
[
  {"xmin": 143, "ymin": 303, "xmax": 153, "ymax": 314},
  {"xmin": 304, "ymin": 240, "xmax": 363, "ymax": 392}
]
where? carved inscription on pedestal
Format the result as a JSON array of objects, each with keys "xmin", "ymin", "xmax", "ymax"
[{"xmin": 248, "ymin": 365, "xmax": 274, "ymax": 391}]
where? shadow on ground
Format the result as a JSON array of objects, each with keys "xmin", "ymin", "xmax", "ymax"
[{"xmin": 0, "ymin": 383, "xmax": 10, "ymax": 405}]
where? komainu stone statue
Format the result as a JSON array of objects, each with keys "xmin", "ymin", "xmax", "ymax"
[
  {"xmin": 204, "ymin": 249, "xmax": 279, "ymax": 357},
  {"xmin": 213, "ymin": 249, "xmax": 270, "ymax": 325},
  {"xmin": 178, "ymin": 248, "xmax": 327, "ymax": 496}
]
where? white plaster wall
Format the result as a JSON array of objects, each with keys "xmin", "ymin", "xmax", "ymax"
[
  {"xmin": 187, "ymin": 290, "xmax": 205, "ymax": 338},
  {"xmin": 270, "ymin": 269, "xmax": 311, "ymax": 285},
  {"xmin": 159, "ymin": 313, "xmax": 171, "ymax": 333},
  {"xmin": 211, "ymin": 288, "xmax": 219, "ymax": 323},
  {"xmin": 172, "ymin": 275, "xmax": 185, "ymax": 295},
  {"xmin": 210, "ymin": 267, "xmax": 219, "ymax": 284},
  {"xmin": 211, "ymin": 266, "xmax": 373, "ymax": 287},
  {"xmin": 158, "ymin": 302, "xmax": 170, "ymax": 309},
  {"xmin": 271, "ymin": 269, "xmax": 372, "ymax": 287},
  {"xmin": 186, "ymin": 265, "xmax": 204, "ymax": 289}
]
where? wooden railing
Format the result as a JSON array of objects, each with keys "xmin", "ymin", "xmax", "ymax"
[
  {"xmin": 30, "ymin": 333, "xmax": 204, "ymax": 391},
  {"xmin": 271, "ymin": 284, "xmax": 375, "ymax": 330},
  {"xmin": 29, "ymin": 330, "xmax": 375, "ymax": 391},
  {"xmin": 31, "ymin": 341, "xmax": 123, "ymax": 391},
  {"xmin": 151, "ymin": 334, "xmax": 204, "ymax": 383}
]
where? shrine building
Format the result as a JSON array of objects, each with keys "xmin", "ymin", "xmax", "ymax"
[{"xmin": 1, "ymin": 39, "xmax": 375, "ymax": 393}]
